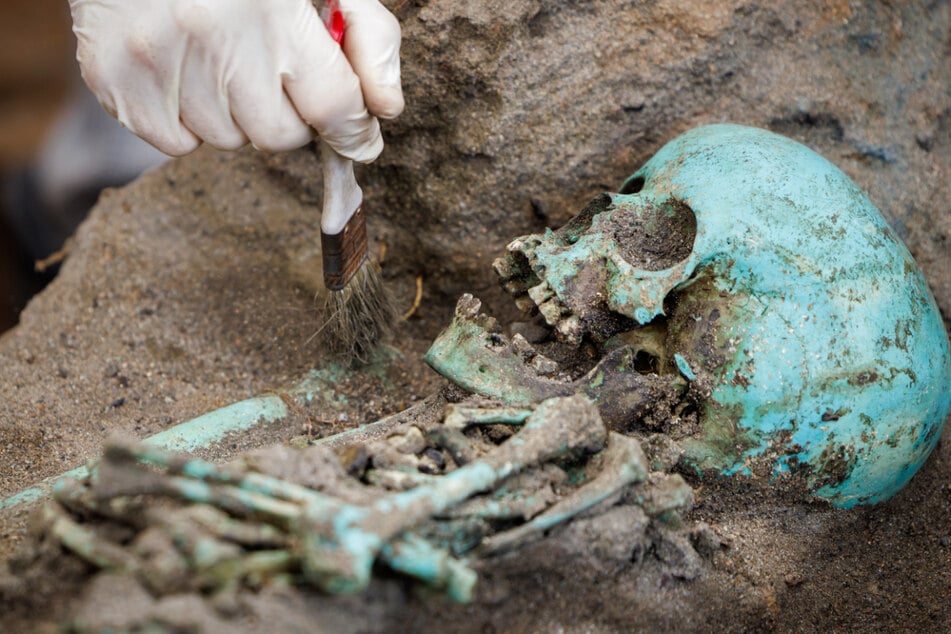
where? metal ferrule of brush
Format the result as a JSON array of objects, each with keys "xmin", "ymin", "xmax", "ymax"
[{"xmin": 321, "ymin": 205, "xmax": 369, "ymax": 291}]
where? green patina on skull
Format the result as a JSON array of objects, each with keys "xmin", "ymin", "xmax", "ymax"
[{"xmin": 427, "ymin": 124, "xmax": 951, "ymax": 508}]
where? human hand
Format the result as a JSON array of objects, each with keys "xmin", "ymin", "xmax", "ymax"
[{"xmin": 68, "ymin": 0, "xmax": 403, "ymax": 161}]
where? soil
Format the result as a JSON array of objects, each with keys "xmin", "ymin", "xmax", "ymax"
[{"xmin": 1, "ymin": 1, "xmax": 950, "ymax": 632}]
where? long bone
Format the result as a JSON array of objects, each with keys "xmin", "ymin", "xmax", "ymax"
[
  {"xmin": 42, "ymin": 497, "xmax": 298, "ymax": 593},
  {"xmin": 477, "ymin": 431, "xmax": 648, "ymax": 556},
  {"xmin": 296, "ymin": 393, "xmax": 608, "ymax": 595},
  {"xmin": 53, "ymin": 442, "xmax": 478, "ymax": 600},
  {"xmin": 49, "ymin": 394, "xmax": 608, "ymax": 600}
]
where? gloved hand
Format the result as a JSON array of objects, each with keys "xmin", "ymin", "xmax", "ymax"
[{"xmin": 68, "ymin": 0, "xmax": 403, "ymax": 161}]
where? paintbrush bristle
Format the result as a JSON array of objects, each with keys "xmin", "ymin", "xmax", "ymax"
[{"xmin": 319, "ymin": 260, "xmax": 398, "ymax": 363}]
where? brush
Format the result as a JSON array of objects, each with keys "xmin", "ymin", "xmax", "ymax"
[
  {"xmin": 316, "ymin": 0, "xmax": 397, "ymax": 362},
  {"xmin": 318, "ymin": 142, "xmax": 396, "ymax": 361}
]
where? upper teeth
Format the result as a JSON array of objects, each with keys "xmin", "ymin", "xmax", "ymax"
[
  {"xmin": 494, "ymin": 247, "xmax": 586, "ymax": 346},
  {"xmin": 528, "ymin": 281, "xmax": 555, "ymax": 306},
  {"xmin": 555, "ymin": 315, "xmax": 582, "ymax": 344},
  {"xmin": 527, "ymin": 281, "xmax": 583, "ymax": 345}
]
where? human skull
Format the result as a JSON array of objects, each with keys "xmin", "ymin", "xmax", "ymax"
[{"xmin": 427, "ymin": 124, "xmax": 951, "ymax": 508}]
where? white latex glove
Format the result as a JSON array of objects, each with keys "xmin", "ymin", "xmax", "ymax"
[{"xmin": 68, "ymin": 0, "xmax": 403, "ymax": 161}]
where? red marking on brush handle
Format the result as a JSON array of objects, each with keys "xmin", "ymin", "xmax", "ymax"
[{"xmin": 323, "ymin": 0, "xmax": 346, "ymax": 46}]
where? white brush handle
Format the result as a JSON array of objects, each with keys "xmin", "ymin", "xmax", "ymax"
[{"xmin": 321, "ymin": 140, "xmax": 363, "ymax": 235}]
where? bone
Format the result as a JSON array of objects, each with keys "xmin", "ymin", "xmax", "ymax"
[
  {"xmin": 513, "ymin": 295, "xmax": 536, "ymax": 314},
  {"xmin": 130, "ymin": 521, "xmax": 294, "ymax": 595},
  {"xmin": 510, "ymin": 333, "xmax": 536, "ymax": 361},
  {"xmin": 636, "ymin": 473, "xmax": 695, "ymax": 519},
  {"xmin": 515, "ymin": 281, "xmax": 583, "ymax": 345},
  {"xmin": 440, "ymin": 465, "xmax": 564, "ymax": 522},
  {"xmin": 55, "ymin": 440, "xmax": 481, "ymax": 600},
  {"xmin": 425, "ymin": 425, "xmax": 477, "ymax": 466},
  {"xmin": 40, "ymin": 502, "xmax": 140, "ymax": 572},
  {"xmin": 364, "ymin": 468, "xmax": 440, "ymax": 490},
  {"xmin": 536, "ymin": 298, "xmax": 564, "ymax": 325},
  {"xmin": 442, "ymin": 404, "xmax": 533, "ymax": 430},
  {"xmin": 527, "ymin": 281, "xmax": 555, "ymax": 306},
  {"xmin": 379, "ymin": 533, "xmax": 477, "ymax": 602},
  {"xmin": 530, "ymin": 354, "xmax": 560, "ymax": 377},
  {"xmin": 427, "ymin": 295, "xmax": 686, "ymax": 422},
  {"xmin": 477, "ymin": 432, "xmax": 648, "ymax": 556},
  {"xmin": 196, "ymin": 550, "xmax": 294, "ymax": 592},
  {"xmin": 491, "ymin": 251, "xmax": 524, "ymax": 283},
  {"xmin": 164, "ymin": 505, "xmax": 288, "ymax": 549},
  {"xmin": 425, "ymin": 296, "xmax": 580, "ymax": 404},
  {"xmin": 295, "ymin": 394, "xmax": 607, "ymax": 595},
  {"xmin": 554, "ymin": 314, "xmax": 582, "ymax": 344}
]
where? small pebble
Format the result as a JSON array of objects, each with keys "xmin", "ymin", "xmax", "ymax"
[
  {"xmin": 531, "ymin": 355, "xmax": 559, "ymax": 376},
  {"xmin": 424, "ymin": 448, "xmax": 446, "ymax": 470},
  {"xmin": 510, "ymin": 333, "xmax": 535, "ymax": 360}
]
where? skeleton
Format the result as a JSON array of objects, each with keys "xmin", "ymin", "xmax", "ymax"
[
  {"xmin": 45, "ymin": 394, "xmax": 697, "ymax": 603},
  {"xmin": 40, "ymin": 125, "xmax": 950, "ymax": 605}
]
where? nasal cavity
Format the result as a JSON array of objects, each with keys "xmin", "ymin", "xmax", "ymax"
[{"xmin": 558, "ymin": 192, "xmax": 613, "ymax": 246}]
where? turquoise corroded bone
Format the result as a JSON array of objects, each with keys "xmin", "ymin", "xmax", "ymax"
[
  {"xmin": 49, "ymin": 395, "xmax": 639, "ymax": 601},
  {"xmin": 435, "ymin": 124, "xmax": 951, "ymax": 507},
  {"xmin": 425, "ymin": 294, "xmax": 687, "ymax": 427},
  {"xmin": 294, "ymin": 394, "xmax": 607, "ymax": 595}
]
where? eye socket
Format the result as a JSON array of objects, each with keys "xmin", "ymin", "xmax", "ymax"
[
  {"xmin": 613, "ymin": 197, "xmax": 698, "ymax": 271},
  {"xmin": 619, "ymin": 175, "xmax": 645, "ymax": 195}
]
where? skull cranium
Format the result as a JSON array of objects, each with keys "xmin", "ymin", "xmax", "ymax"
[{"xmin": 428, "ymin": 124, "xmax": 951, "ymax": 508}]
